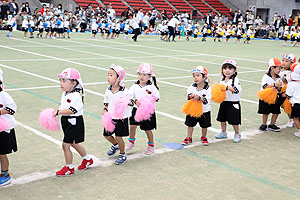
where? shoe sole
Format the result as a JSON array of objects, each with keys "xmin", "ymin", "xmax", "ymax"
[
  {"xmin": 144, "ymin": 151, "xmax": 155, "ymax": 155},
  {"xmin": 56, "ymin": 173, "xmax": 74, "ymax": 177},
  {"xmin": 215, "ymin": 137, "xmax": 227, "ymax": 139},
  {"xmin": 0, "ymin": 179, "xmax": 11, "ymax": 187},
  {"xmin": 115, "ymin": 159, "xmax": 127, "ymax": 165},
  {"xmin": 202, "ymin": 143, "xmax": 209, "ymax": 146},
  {"xmin": 233, "ymin": 140, "xmax": 241, "ymax": 143},
  {"xmin": 267, "ymin": 128, "xmax": 280, "ymax": 132}
]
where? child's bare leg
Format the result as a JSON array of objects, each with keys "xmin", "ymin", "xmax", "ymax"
[{"xmin": 62, "ymin": 142, "xmax": 73, "ymax": 164}]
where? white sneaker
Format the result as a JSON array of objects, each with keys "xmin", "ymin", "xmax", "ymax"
[
  {"xmin": 286, "ymin": 119, "xmax": 295, "ymax": 128},
  {"xmin": 294, "ymin": 131, "xmax": 300, "ymax": 137}
]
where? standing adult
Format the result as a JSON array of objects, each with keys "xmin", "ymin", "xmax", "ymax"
[
  {"xmin": 149, "ymin": 8, "xmax": 157, "ymax": 28},
  {"xmin": 230, "ymin": 9, "xmax": 242, "ymax": 25},
  {"xmin": 203, "ymin": 11, "xmax": 213, "ymax": 28},
  {"xmin": 0, "ymin": 1, "xmax": 9, "ymax": 20},
  {"xmin": 294, "ymin": 12, "xmax": 300, "ymax": 27},
  {"xmin": 167, "ymin": 15, "xmax": 179, "ymax": 42},
  {"xmin": 245, "ymin": 10, "xmax": 254, "ymax": 29}
]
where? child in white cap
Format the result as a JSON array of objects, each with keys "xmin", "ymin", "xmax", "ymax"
[
  {"xmin": 103, "ymin": 64, "xmax": 131, "ymax": 165},
  {"xmin": 125, "ymin": 63, "xmax": 160, "ymax": 155},
  {"xmin": 0, "ymin": 69, "xmax": 18, "ymax": 187},
  {"xmin": 215, "ymin": 60, "xmax": 242, "ymax": 143},
  {"xmin": 181, "ymin": 66, "xmax": 211, "ymax": 146},
  {"xmin": 280, "ymin": 54, "xmax": 296, "ymax": 128},
  {"xmin": 55, "ymin": 68, "xmax": 93, "ymax": 176},
  {"xmin": 258, "ymin": 58, "xmax": 282, "ymax": 132},
  {"xmin": 286, "ymin": 62, "xmax": 300, "ymax": 137}
]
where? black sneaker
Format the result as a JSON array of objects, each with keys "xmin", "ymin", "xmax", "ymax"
[
  {"xmin": 268, "ymin": 124, "xmax": 280, "ymax": 132},
  {"xmin": 259, "ymin": 124, "xmax": 267, "ymax": 131}
]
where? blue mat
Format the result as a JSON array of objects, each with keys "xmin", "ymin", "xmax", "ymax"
[{"xmin": 163, "ymin": 143, "xmax": 184, "ymax": 150}]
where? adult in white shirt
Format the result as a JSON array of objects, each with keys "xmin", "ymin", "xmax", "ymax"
[{"xmin": 167, "ymin": 16, "xmax": 179, "ymax": 42}]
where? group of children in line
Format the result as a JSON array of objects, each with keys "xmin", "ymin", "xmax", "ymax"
[
  {"xmin": 3, "ymin": 14, "xmax": 72, "ymax": 39},
  {"xmin": 282, "ymin": 26, "xmax": 300, "ymax": 47},
  {"xmin": 1, "ymin": 53, "xmax": 300, "ymax": 186}
]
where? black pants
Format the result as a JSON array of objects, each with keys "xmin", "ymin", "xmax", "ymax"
[
  {"xmin": 132, "ymin": 28, "xmax": 140, "ymax": 41},
  {"xmin": 168, "ymin": 26, "xmax": 176, "ymax": 41}
]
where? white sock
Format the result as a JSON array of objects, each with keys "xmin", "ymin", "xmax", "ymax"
[
  {"xmin": 82, "ymin": 155, "xmax": 90, "ymax": 160},
  {"xmin": 66, "ymin": 164, "xmax": 74, "ymax": 169}
]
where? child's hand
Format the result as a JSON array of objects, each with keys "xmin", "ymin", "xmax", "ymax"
[
  {"xmin": 189, "ymin": 94, "xmax": 195, "ymax": 99},
  {"xmin": 52, "ymin": 108, "xmax": 58, "ymax": 117},
  {"xmin": 221, "ymin": 85, "xmax": 227, "ymax": 91},
  {"xmin": 275, "ymin": 81, "xmax": 282, "ymax": 88},
  {"xmin": 194, "ymin": 95, "xmax": 201, "ymax": 101},
  {"xmin": 135, "ymin": 100, "xmax": 141, "ymax": 107},
  {"xmin": 282, "ymin": 93, "xmax": 287, "ymax": 97}
]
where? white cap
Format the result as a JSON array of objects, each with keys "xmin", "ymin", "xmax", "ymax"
[{"xmin": 110, "ymin": 64, "xmax": 126, "ymax": 87}]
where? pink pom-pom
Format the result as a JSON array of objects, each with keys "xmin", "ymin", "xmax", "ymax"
[
  {"xmin": 113, "ymin": 96, "xmax": 130, "ymax": 119},
  {"xmin": 101, "ymin": 112, "xmax": 115, "ymax": 133},
  {"xmin": 134, "ymin": 96, "xmax": 156, "ymax": 122},
  {"xmin": 39, "ymin": 108, "xmax": 60, "ymax": 131},
  {"xmin": 0, "ymin": 116, "xmax": 10, "ymax": 132}
]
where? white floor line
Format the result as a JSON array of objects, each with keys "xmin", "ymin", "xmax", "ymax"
[
  {"xmin": 10, "ymin": 38, "xmax": 191, "ymax": 72},
  {"xmin": 8, "ymin": 38, "xmax": 265, "ymax": 80},
  {"xmin": 0, "ymin": 55, "xmax": 165, "ymax": 62},
  {"xmin": 97, "ymin": 38, "xmax": 267, "ymax": 64},
  {"xmin": 0, "ymin": 46, "xmax": 260, "ymax": 105},
  {"xmin": 63, "ymin": 39, "xmax": 264, "ymax": 72}
]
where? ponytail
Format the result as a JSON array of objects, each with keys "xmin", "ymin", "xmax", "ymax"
[
  {"xmin": 152, "ymin": 76, "xmax": 159, "ymax": 90},
  {"xmin": 0, "ymin": 81, "xmax": 2, "ymax": 92},
  {"xmin": 231, "ymin": 72, "xmax": 237, "ymax": 87}
]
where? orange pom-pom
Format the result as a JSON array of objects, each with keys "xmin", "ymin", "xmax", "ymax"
[
  {"xmin": 257, "ymin": 88, "xmax": 277, "ymax": 104},
  {"xmin": 182, "ymin": 99, "xmax": 203, "ymax": 117},
  {"xmin": 280, "ymin": 83, "xmax": 287, "ymax": 93},
  {"xmin": 283, "ymin": 99, "xmax": 292, "ymax": 114},
  {"xmin": 211, "ymin": 83, "xmax": 226, "ymax": 103}
]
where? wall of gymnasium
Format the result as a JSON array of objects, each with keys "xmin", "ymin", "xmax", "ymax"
[{"xmin": 219, "ymin": 0, "xmax": 300, "ymax": 23}]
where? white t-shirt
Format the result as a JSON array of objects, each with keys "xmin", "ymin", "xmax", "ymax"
[
  {"xmin": 186, "ymin": 83, "xmax": 211, "ymax": 113},
  {"xmin": 220, "ymin": 77, "xmax": 242, "ymax": 101},
  {"xmin": 0, "ymin": 91, "xmax": 17, "ymax": 132},
  {"xmin": 286, "ymin": 81, "xmax": 300, "ymax": 104},
  {"xmin": 59, "ymin": 90, "xmax": 83, "ymax": 116},
  {"xmin": 130, "ymin": 17, "xmax": 139, "ymax": 29},
  {"xmin": 22, "ymin": 19, "xmax": 28, "ymax": 28},
  {"xmin": 143, "ymin": 15, "xmax": 149, "ymax": 26},
  {"xmin": 91, "ymin": 22, "xmax": 98, "ymax": 30},
  {"xmin": 279, "ymin": 70, "xmax": 291, "ymax": 83},
  {"xmin": 129, "ymin": 81, "xmax": 160, "ymax": 109},
  {"xmin": 261, "ymin": 74, "xmax": 281, "ymax": 91},
  {"xmin": 104, "ymin": 86, "xmax": 131, "ymax": 119},
  {"xmin": 168, "ymin": 17, "xmax": 179, "ymax": 27}
]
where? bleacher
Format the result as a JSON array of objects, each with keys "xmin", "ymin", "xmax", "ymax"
[
  {"xmin": 147, "ymin": 0, "xmax": 176, "ymax": 13},
  {"xmin": 125, "ymin": 0, "xmax": 152, "ymax": 12},
  {"xmin": 188, "ymin": 0, "xmax": 212, "ymax": 14},
  {"xmin": 168, "ymin": 0, "xmax": 193, "ymax": 13},
  {"xmin": 203, "ymin": 0, "xmax": 230, "ymax": 16},
  {"xmin": 73, "ymin": 0, "xmax": 102, "ymax": 9},
  {"xmin": 101, "ymin": 0, "xmax": 127, "ymax": 15}
]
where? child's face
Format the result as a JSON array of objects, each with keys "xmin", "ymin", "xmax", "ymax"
[
  {"xmin": 271, "ymin": 66, "xmax": 281, "ymax": 75},
  {"xmin": 281, "ymin": 57, "xmax": 292, "ymax": 70},
  {"xmin": 222, "ymin": 66, "xmax": 236, "ymax": 78},
  {"xmin": 193, "ymin": 72, "xmax": 205, "ymax": 84},
  {"xmin": 107, "ymin": 69, "xmax": 118, "ymax": 86},
  {"xmin": 60, "ymin": 78, "xmax": 76, "ymax": 92},
  {"xmin": 137, "ymin": 72, "xmax": 151, "ymax": 84}
]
